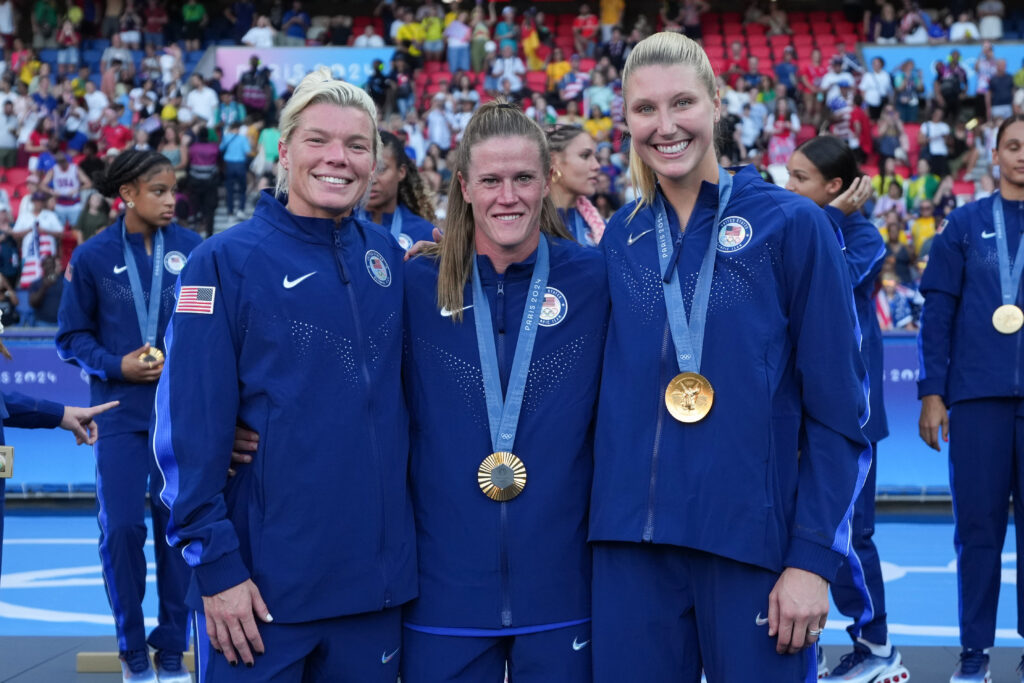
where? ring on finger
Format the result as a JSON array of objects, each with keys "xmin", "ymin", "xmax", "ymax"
[{"xmin": 807, "ymin": 628, "xmax": 823, "ymax": 636}]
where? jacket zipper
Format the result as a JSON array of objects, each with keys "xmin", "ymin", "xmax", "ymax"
[
  {"xmin": 494, "ymin": 276, "xmax": 512, "ymax": 626},
  {"xmin": 643, "ymin": 321, "xmax": 672, "ymax": 542},
  {"xmin": 334, "ymin": 229, "xmax": 390, "ymax": 607}
]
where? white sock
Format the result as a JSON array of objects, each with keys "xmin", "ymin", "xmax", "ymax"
[{"xmin": 857, "ymin": 636, "xmax": 892, "ymax": 658}]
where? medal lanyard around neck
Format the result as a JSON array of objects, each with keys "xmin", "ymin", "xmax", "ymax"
[
  {"xmin": 654, "ymin": 167, "xmax": 733, "ymax": 373},
  {"xmin": 471, "ymin": 235, "xmax": 550, "ymax": 452},
  {"xmin": 389, "ymin": 205, "xmax": 404, "ymax": 242},
  {"xmin": 121, "ymin": 222, "xmax": 164, "ymax": 347},
  {"xmin": 992, "ymin": 193, "xmax": 1024, "ymax": 307}
]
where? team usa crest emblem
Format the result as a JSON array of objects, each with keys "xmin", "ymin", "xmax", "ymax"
[
  {"xmin": 365, "ymin": 250, "xmax": 392, "ymax": 287},
  {"xmin": 717, "ymin": 216, "xmax": 753, "ymax": 253},
  {"xmin": 397, "ymin": 233, "xmax": 413, "ymax": 251},
  {"xmin": 538, "ymin": 287, "xmax": 567, "ymax": 327},
  {"xmin": 164, "ymin": 251, "xmax": 187, "ymax": 275}
]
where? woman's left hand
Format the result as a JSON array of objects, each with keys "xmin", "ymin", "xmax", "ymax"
[{"xmin": 829, "ymin": 174, "xmax": 873, "ymax": 216}]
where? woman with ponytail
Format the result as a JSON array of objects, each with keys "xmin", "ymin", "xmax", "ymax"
[
  {"xmin": 401, "ymin": 100, "xmax": 608, "ymax": 682},
  {"xmin": 546, "ymin": 124, "xmax": 605, "ymax": 246},
  {"xmin": 56, "ymin": 149, "xmax": 201, "ymax": 683}
]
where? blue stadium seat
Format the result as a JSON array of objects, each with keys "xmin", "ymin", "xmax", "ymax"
[
  {"xmin": 83, "ymin": 38, "xmax": 110, "ymax": 52},
  {"xmin": 38, "ymin": 48, "xmax": 58, "ymax": 66},
  {"xmin": 81, "ymin": 48, "xmax": 103, "ymax": 67}
]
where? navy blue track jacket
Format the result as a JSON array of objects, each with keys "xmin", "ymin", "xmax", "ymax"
[
  {"xmin": 153, "ymin": 191, "xmax": 417, "ymax": 623},
  {"xmin": 918, "ymin": 195, "xmax": 1024, "ymax": 403},
  {"xmin": 825, "ymin": 205, "xmax": 889, "ymax": 443},
  {"xmin": 56, "ymin": 218, "xmax": 202, "ymax": 436},
  {"xmin": 402, "ymin": 235, "xmax": 608, "ymax": 631},
  {"xmin": 589, "ymin": 166, "xmax": 870, "ymax": 582}
]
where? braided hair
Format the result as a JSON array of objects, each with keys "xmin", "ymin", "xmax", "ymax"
[
  {"xmin": 380, "ymin": 131, "xmax": 436, "ymax": 223},
  {"xmin": 94, "ymin": 150, "xmax": 174, "ymax": 201}
]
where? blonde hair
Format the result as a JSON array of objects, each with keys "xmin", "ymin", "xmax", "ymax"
[
  {"xmin": 424, "ymin": 100, "xmax": 571, "ymax": 322},
  {"xmin": 622, "ymin": 32, "xmax": 717, "ymax": 220},
  {"xmin": 275, "ymin": 67, "xmax": 382, "ymax": 198}
]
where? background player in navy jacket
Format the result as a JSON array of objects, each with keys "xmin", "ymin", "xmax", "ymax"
[
  {"xmin": 0, "ymin": 394, "xmax": 117, "ymax": 573},
  {"xmin": 918, "ymin": 114, "xmax": 1024, "ymax": 683},
  {"xmin": 402, "ymin": 101, "xmax": 608, "ymax": 683},
  {"xmin": 358, "ymin": 131, "xmax": 436, "ymax": 251},
  {"xmin": 588, "ymin": 33, "xmax": 869, "ymax": 682},
  {"xmin": 546, "ymin": 125, "xmax": 605, "ymax": 246},
  {"xmin": 786, "ymin": 136, "xmax": 909, "ymax": 683},
  {"xmin": 57, "ymin": 150, "xmax": 202, "ymax": 683},
  {"xmin": 153, "ymin": 68, "xmax": 416, "ymax": 683}
]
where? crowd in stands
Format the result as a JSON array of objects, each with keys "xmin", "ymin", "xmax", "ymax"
[{"xmin": 0, "ymin": 0, "xmax": 1021, "ymax": 333}]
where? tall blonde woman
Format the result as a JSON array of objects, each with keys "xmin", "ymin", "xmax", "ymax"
[{"xmin": 588, "ymin": 33, "xmax": 870, "ymax": 682}]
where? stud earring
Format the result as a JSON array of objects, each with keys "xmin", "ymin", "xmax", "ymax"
[{"xmin": 127, "ymin": 201, "xmax": 135, "ymax": 208}]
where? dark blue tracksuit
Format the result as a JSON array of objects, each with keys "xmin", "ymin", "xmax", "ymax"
[
  {"xmin": 589, "ymin": 166, "xmax": 870, "ymax": 682},
  {"xmin": 153, "ymin": 191, "xmax": 417, "ymax": 682},
  {"xmin": 361, "ymin": 203, "xmax": 436, "ymax": 252},
  {"xmin": 401, "ymin": 236, "xmax": 608, "ymax": 682},
  {"xmin": 0, "ymin": 392, "xmax": 65, "ymax": 573},
  {"xmin": 825, "ymin": 206, "xmax": 891, "ymax": 647},
  {"xmin": 56, "ymin": 218, "xmax": 201, "ymax": 655},
  {"xmin": 918, "ymin": 194, "xmax": 1024, "ymax": 650}
]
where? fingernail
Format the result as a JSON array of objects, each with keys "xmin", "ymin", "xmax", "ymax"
[
  {"xmin": 247, "ymin": 662, "xmax": 254, "ymax": 668},
  {"xmin": 231, "ymin": 660, "xmax": 238, "ymax": 667},
  {"xmin": 265, "ymin": 613, "xmax": 273, "ymax": 622}
]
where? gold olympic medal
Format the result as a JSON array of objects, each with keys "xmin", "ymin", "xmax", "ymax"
[
  {"xmin": 139, "ymin": 348, "xmax": 164, "ymax": 364},
  {"xmin": 664, "ymin": 372, "xmax": 714, "ymax": 423},
  {"xmin": 477, "ymin": 451, "xmax": 527, "ymax": 502},
  {"xmin": 993, "ymin": 304, "xmax": 1024, "ymax": 335}
]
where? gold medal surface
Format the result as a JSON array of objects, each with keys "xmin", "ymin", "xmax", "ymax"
[
  {"xmin": 139, "ymin": 348, "xmax": 164, "ymax": 364},
  {"xmin": 477, "ymin": 451, "xmax": 527, "ymax": 501},
  {"xmin": 993, "ymin": 304, "xmax": 1024, "ymax": 334},
  {"xmin": 665, "ymin": 372, "xmax": 714, "ymax": 423}
]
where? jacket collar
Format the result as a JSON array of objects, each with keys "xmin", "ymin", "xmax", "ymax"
[{"xmin": 253, "ymin": 189, "xmax": 366, "ymax": 245}]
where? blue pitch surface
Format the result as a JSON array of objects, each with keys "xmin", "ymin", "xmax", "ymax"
[{"xmin": 0, "ymin": 514, "xmax": 1019, "ymax": 647}]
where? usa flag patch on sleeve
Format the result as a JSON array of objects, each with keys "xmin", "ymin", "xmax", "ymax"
[{"xmin": 176, "ymin": 286, "xmax": 216, "ymax": 314}]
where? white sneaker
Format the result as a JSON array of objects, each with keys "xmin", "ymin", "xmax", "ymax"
[
  {"xmin": 234, "ymin": 210, "xmax": 246, "ymax": 219},
  {"xmin": 823, "ymin": 643, "xmax": 909, "ymax": 682},
  {"xmin": 818, "ymin": 646, "xmax": 829, "ymax": 679}
]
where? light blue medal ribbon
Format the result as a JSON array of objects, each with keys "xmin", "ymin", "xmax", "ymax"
[
  {"xmin": 121, "ymin": 222, "xmax": 165, "ymax": 350},
  {"xmin": 571, "ymin": 210, "xmax": 591, "ymax": 246},
  {"xmin": 471, "ymin": 235, "xmax": 550, "ymax": 501},
  {"xmin": 653, "ymin": 167, "xmax": 733, "ymax": 422},
  {"xmin": 992, "ymin": 194, "xmax": 1024, "ymax": 333},
  {"xmin": 390, "ymin": 204, "xmax": 404, "ymax": 242}
]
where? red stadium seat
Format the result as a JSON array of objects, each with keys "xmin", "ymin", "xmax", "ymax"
[
  {"xmin": 744, "ymin": 23, "xmax": 766, "ymax": 35},
  {"xmin": 903, "ymin": 123, "xmax": 921, "ymax": 167},
  {"xmin": 747, "ymin": 34, "xmax": 768, "ymax": 46},
  {"xmin": 793, "ymin": 34, "xmax": 814, "ymax": 46},
  {"xmin": 895, "ymin": 165, "xmax": 911, "ymax": 178},
  {"xmin": 722, "ymin": 22, "xmax": 743, "ymax": 34},
  {"xmin": 704, "ymin": 44, "xmax": 726, "ymax": 58},
  {"xmin": 424, "ymin": 62, "xmax": 445, "ymax": 74},
  {"xmin": 953, "ymin": 181, "xmax": 975, "ymax": 196},
  {"xmin": 811, "ymin": 21, "xmax": 834, "ymax": 36},
  {"xmin": 579, "ymin": 58, "xmax": 596, "ymax": 72},
  {"xmin": 709, "ymin": 57, "xmax": 727, "ymax": 75},
  {"xmin": 861, "ymin": 164, "xmax": 879, "ymax": 178},
  {"xmin": 525, "ymin": 71, "xmax": 547, "ymax": 92},
  {"xmin": 721, "ymin": 12, "xmax": 741, "ymax": 22},
  {"xmin": 808, "ymin": 11, "xmax": 827, "ymax": 21},
  {"xmin": 6, "ymin": 168, "xmax": 28, "ymax": 186},
  {"xmin": 796, "ymin": 125, "xmax": 817, "ymax": 146},
  {"xmin": 750, "ymin": 46, "xmax": 771, "ymax": 59},
  {"xmin": 768, "ymin": 34, "xmax": 793, "ymax": 47}
]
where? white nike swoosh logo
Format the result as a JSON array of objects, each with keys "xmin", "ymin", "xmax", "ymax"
[
  {"xmin": 381, "ymin": 647, "xmax": 399, "ymax": 664},
  {"xmin": 572, "ymin": 638, "xmax": 590, "ymax": 651},
  {"xmin": 981, "ymin": 230, "xmax": 996, "ymax": 238},
  {"xmin": 283, "ymin": 272, "xmax": 316, "ymax": 289},
  {"xmin": 440, "ymin": 304, "xmax": 473, "ymax": 318},
  {"xmin": 627, "ymin": 229, "xmax": 654, "ymax": 246},
  {"xmin": 755, "ymin": 612, "xmax": 769, "ymax": 626},
  {"xmin": 113, "ymin": 265, "xmax": 128, "ymax": 274}
]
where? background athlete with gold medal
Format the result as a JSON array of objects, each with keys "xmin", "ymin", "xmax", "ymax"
[
  {"xmin": 917, "ymin": 114, "xmax": 1024, "ymax": 682},
  {"xmin": 401, "ymin": 101, "xmax": 608, "ymax": 683}
]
